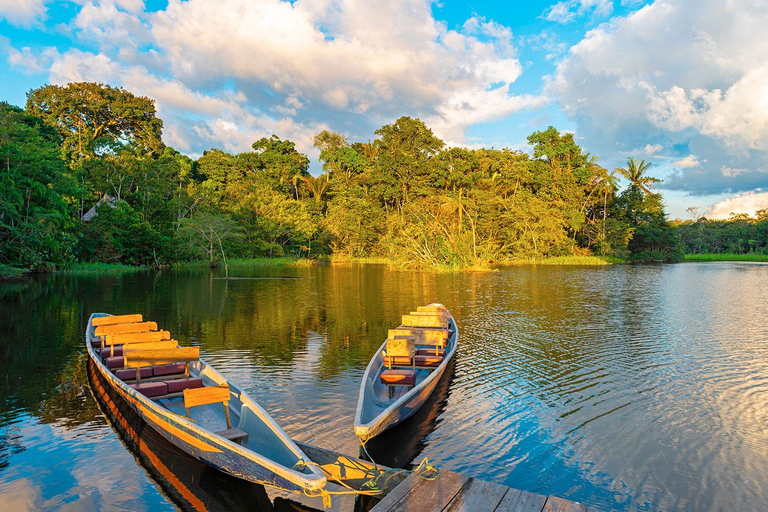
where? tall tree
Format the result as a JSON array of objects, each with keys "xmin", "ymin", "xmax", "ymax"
[
  {"xmin": 615, "ymin": 157, "xmax": 660, "ymax": 194},
  {"xmin": 26, "ymin": 82, "xmax": 164, "ymax": 164}
]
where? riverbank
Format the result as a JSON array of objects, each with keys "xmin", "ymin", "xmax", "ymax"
[
  {"xmin": 330, "ymin": 254, "xmax": 623, "ymax": 270},
  {"xmin": 684, "ymin": 253, "xmax": 768, "ymax": 262}
]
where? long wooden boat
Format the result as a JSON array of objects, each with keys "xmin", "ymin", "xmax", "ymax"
[
  {"xmin": 86, "ymin": 312, "xmax": 326, "ymax": 495},
  {"xmin": 354, "ymin": 303, "xmax": 458, "ymax": 441}
]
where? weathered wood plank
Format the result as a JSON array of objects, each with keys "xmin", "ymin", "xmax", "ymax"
[
  {"xmin": 183, "ymin": 385, "xmax": 230, "ymax": 409},
  {"xmin": 95, "ymin": 321, "xmax": 158, "ymax": 336},
  {"xmin": 444, "ymin": 477, "xmax": 509, "ymax": 512},
  {"xmin": 122, "ymin": 340, "xmax": 178, "ymax": 353},
  {"xmin": 542, "ymin": 496, "xmax": 587, "ymax": 512},
  {"xmin": 125, "ymin": 346, "xmax": 199, "ymax": 368},
  {"xmin": 103, "ymin": 330, "xmax": 171, "ymax": 346},
  {"xmin": 388, "ymin": 470, "xmax": 469, "ymax": 512},
  {"xmin": 495, "ymin": 488, "xmax": 547, "ymax": 512},
  {"xmin": 92, "ymin": 314, "xmax": 142, "ymax": 326},
  {"xmin": 401, "ymin": 315, "xmax": 448, "ymax": 329},
  {"xmin": 370, "ymin": 471, "xmax": 424, "ymax": 511}
]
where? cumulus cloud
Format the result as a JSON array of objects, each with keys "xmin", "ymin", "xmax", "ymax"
[
  {"xmin": 705, "ymin": 190, "xmax": 768, "ymax": 219},
  {"xmin": 0, "ymin": 0, "xmax": 48, "ymax": 27},
  {"xmin": 644, "ymin": 143, "xmax": 663, "ymax": 155},
  {"xmin": 544, "ymin": 0, "xmax": 613, "ymax": 24},
  {"xmin": 9, "ymin": 0, "xmax": 536, "ymax": 157},
  {"xmin": 547, "ymin": 0, "xmax": 768, "ymax": 195},
  {"xmin": 673, "ymin": 154, "xmax": 699, "ymax": 168}
]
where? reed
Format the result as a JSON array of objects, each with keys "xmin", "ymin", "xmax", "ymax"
[{"xmin": 684, "ymin": 253, "xmax": 768, "ymax": 262}]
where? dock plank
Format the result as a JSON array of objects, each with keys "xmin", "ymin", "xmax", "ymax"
[
  {"xmin": 388, "ymin": 470, "xmax": 469, "ymax": 512},
  {"xmin": 542, "ymin": 496, "xmax": 587, "ymax": 512},
  {"xmin": 371, "ymin": 471, "xmax": 424, "ymax": 511},
  {"xmin": 495, "ymin": 488, "xmax": 548, "ymax": 512},
  {"xmin": 444, "ymin": 477, "xmax": 510, "ymax": 512}
]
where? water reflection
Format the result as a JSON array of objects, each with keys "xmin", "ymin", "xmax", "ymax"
[{"xmin": 1, "ymin": 262, "xmax": 768, "ymax": 511}]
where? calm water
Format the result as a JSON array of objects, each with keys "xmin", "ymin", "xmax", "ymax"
[{"xmin": 1, "ymin": 263, "xmax": 767, "ymax": 511}]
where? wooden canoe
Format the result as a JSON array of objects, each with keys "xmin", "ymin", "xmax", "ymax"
[
  {"xmin": 354, "ymin": 304, "xmax": 458, "ymax": 441},
  {"xmin": 86, "ymin": 313, "xmax": 326, "ymax": 494}
]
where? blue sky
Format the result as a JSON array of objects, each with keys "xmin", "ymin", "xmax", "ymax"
[{"xmin": 1, "ymin": 0, "xmax": 767, "ymax": 219}]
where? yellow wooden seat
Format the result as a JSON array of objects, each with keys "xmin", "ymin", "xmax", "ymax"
[
  {"xmin": 92, "ymin": 314, "xmax": 143, "ymax": 327},
  {"xmin": 102, "ymin": 331, "xmax": 172, "ymax": 357},
  {"xmin": 124, "ymin": 346, "xmax": 200, "ymax": 382},
  {"xmin": 95, "ymin": 321, "xmax": 158, "ymax": 336},
  {"xmin": 183, "ymin": 385, "xmax": 247, "ymax": 443}
]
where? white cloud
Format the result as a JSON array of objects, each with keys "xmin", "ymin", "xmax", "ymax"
[
  {"xmin": 644, "ymin": 143, "xmax": 663, "ymax": 155},
  {"xmin": 705, "ymin": 190, "xmax": 768, "ymax": 219},
  {"xmin": 0, "ymin": 0, "xmax": 48, "ymax": 27},
  {"xmin": 544, "ymin": 0, "xmax": 613, "ymax": 24},
  {"xmin": 673, "ymin": 154, "xmax": 699, "ymax": 168},
  {"xmin": 13, "ymin": 0, "xmax": 536, "ymax": 158},
  {"xmin": 547, "ymin": 0, "xmax": 768, "ymax": 195}
]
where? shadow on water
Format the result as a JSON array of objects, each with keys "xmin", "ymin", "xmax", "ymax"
[
  {"xmin": 87, "ymin": 358, "xmax": 318, "ymax": 512},
  {"xmin": 360, "ymin": 358, "xmax": 457, "ymax": 470}
]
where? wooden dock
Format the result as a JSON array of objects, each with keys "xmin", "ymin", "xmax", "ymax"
[
  {"xmin": 370, "ymin": 469, "xmax": 595, "ymax": 512},
  {"xmin": 295, "ymin": 441, "xmax": 593, "ymax": 512}
]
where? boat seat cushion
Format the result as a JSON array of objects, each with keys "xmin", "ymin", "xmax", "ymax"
[
  {"xmin": 381, "ymin": 369, "xmax": 416, "ymax": 386},
  {"xmin": 415, "ymin": 354, "xmax": 442, "ymax": 367},
  {"xmin": 153, "ymin": 363, "xmax": 187, "ymax": 377},
  {"xmin": 165, "ymin": 378, "xmax": 203, "ymax": 394},
  {"xmin": 100, "ymin": 346, "xmax": 123, "ymax": 357},
  {"xmin": 130, "ymin": 381, "xmax": 168, "ymax": 398},
  {"xmin": 104, "ymin": 356, "xmax": 125, "ymax": 369},
  {"xmin": 115, "ymin": 367, "xmax": 153, "ymax": 381},
  {"xmin": 91, "ymin": 339, "xmax": 102, "ymax": 348},
  {"xmin": 415, "ymin": 347, "xmax": 445, "ymax": 357}
]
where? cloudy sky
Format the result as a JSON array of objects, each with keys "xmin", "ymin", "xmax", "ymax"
[{"xmin": 1, "ymin": 0, "xmax": 766, "ymax": 219}]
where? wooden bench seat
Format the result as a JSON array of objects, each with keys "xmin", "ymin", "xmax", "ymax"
[{"xmin": 217, "ymin": 428, "xmax": 249, "ymax": 443}]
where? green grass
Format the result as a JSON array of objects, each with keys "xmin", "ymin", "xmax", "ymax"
[
  {"xmin": 60, "ymin": 262, "xmax": 150, "ymax": 274},
  {"xmin": 0, "ymin": 264, "xmax": 26, "ymax": 278},
  {"xmin": 330, "ymin": 255, "xmax": 393, "ymax": 265},
  {"xmin": 501, "ymin": 255, "xmax": 624, "ymax": 266},
  {"xmin": 227, "ymin": 257, "xmax": 306, "ymax": 267},
  {"xmin": 684, "ymin": 253, "xmax": 768, "ymax": 262}
]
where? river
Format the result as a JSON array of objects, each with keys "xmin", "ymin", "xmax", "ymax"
[{"xmin": 1, "ymin": 262, "xmax": 767, "ymax": 511}]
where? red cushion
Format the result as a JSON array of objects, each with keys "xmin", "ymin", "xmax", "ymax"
[
  {"xmin": 115, "ymin": 367, "xmax": 152, "ymax": 381},
  {"xmin": 381, "ymin": 369, "xmax": 416, "ymax": 386},
  {"xmin": 415, "ymin": 347, "xmax": 445, "ymax": 357},
  {"xmin": 130, "ymin": 382, "xmax": 168, "ymax": 398},
  {"xmin": 91, "ymin": 339, "xmax": 102, "ymax": 348},
  {"xmin": 165, "ymin": 378, "xmax": 203, "ymax": 394},
  {"xmin": 415, "ymin": 354, "xmax": 443, "ymax": 367},
  {"xmin": 104, "ymin": 356, "xmax": 124, "ymax": 369},
  {"xmin": 100, "ymin": 346, "xmax": 123, "ymax": 357},
  {"xmin": 153, "ymin": 363, "xmax": 187, "ymax": 377}
]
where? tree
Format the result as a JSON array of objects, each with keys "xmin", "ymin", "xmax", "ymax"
[
  {"xmin": 26, "ymin": 82, "xmax": 164, "ymax": 164},
  {"xmin": 615, "ymin": 158, "xmax": 660, "ymax": 194},
  {"xmin": 179, "ymin": 212, "xmax": 242, "ymax": 276},
  {"xmin": 0, "ymin": 102, "xmax": 78, "ymax": 269}
]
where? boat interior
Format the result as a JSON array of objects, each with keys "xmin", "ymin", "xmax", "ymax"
[
  {"xmin": 360, "ymin": 304, "xmax": 456, "ymax": 419},
  {"xmin": 88, "ymin": 313, "xmax": 312, "ymax": 473}
]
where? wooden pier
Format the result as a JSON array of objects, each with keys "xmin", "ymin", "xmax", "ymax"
[
  {"xmin": 295, "ymin": 442, "xmax": 593, "ymax": 512},
  {"xmin": 370, "ymin": 469, "xmax": 593, "ymax": 512}
]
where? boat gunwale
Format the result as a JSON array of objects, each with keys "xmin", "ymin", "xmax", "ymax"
[
  {"xmin": 353, "ymin": 312, "xmax": 458, "ymax": 437},
  {"xmin": 85, "ymin": 312, "xmax": 326, "ymax": 492}
]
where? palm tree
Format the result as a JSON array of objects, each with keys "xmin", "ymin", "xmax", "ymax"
[
  {"xmin": 615, "ymin": 157, "xmax": 660, "ymax": 194},
  {"xmin": 302, "ymin": 174, "xmax": 330, "ymax": 204}
]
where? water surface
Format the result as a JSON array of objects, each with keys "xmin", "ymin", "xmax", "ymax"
[{"xmin": 1, "ymin": 262, "xmax": 767, "ymax": 511}]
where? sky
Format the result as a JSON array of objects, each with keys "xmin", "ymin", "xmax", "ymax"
[{"xmin": 1, "ymin": 0, "xmax": 767, "ymax": 220}]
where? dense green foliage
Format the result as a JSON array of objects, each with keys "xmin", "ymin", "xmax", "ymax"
[
  {"xmin": 1, "ymin": 82, "xmax": 699, "ymax": 273},
  {"xmin": 677, "ymin": 210, "xmax": 768, "ymax": 255}
]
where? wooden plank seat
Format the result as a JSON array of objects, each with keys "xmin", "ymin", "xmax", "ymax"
[
  {"xmin": 100, "ymin": 330, "xmax": 172, "ymax": 356},
  {"xmin": 102, "ymin": 340, "xmax": 178, "ymax": 361},
  {"xmin": 401, "ymin": 314, "xmax": 448, "ymax": 329},
  {"xmin": 183, "ymin": 385, "xmax": 248, "ymax": 444},
  {"xmin": 124, "ymin": 347, "xmax": 200, "ymax": 383},
  {"xmin": 92, "ymin": 314, "xmax": 143, "ymax": 327},
  {"xmin": 416, "ymin": 347, "xmax": 445, "ymax": 357},
  {"xmin": 94, "ymin": 321, "xmax": 159, "ymax": 337},
  {"xmin": 384, "ymin": 353, "xmax": 443, "ymax": 368}
]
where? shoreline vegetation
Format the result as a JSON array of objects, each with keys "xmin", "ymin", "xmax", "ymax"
[
  {"xmin": 3, "ymin": 82, "xmax": 767, "ymax": 277},
  {"xmin": 684, "ymin": 253, "xmax": 768, "ymax": 263}
]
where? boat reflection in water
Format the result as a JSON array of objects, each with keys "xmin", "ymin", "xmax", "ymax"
[
  {"xmin": 87, "ymin": 358, "xmax": 318, "ymax": 512},
  {"xmin": 360, "ymin": 357, "xmax": 456, "ymax": 469}
]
